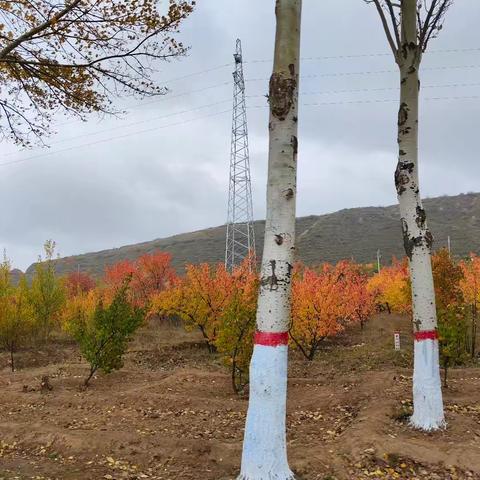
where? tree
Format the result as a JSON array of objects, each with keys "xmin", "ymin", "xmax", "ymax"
[
  {"xmin": 437, "ymin": 306, "xmax": 468, "ymax": 388},
  {"xmin": 290, "ymin": 264, "xmax": 347, "ymax": 360},
  {"xmin": 104, "ymin": 260, "xmax": 136, "ymax": 290},
  {"xmin": 459, "ymin": 254, "xmax": 480, "ymax": 357},
  {"xmin": 238, "ymin": 1, "xmax": 302, "ymax": 478},
  {"xmin": 340, "ymin": 261, "xmax": 376, "ymax": 330},
  {"xmin": 0, "ymin": 0, "xmax": 195, "ymax": 145},
  {"xmin": 215, "ymin": 258, "xmax": 258, "ymax": 394},
  {"xmin": 130, "ymin": 252, "xmax": 176, "ymax": 307},
  {"xmin": 367, "ymin": 258, "xmax": 410, "ymax": 314},
  {"xmin": 365, "ymin": 0, "xmax": 452, "ymax": 431},
  {"xmin": 432, "ymin": 249, "xmax": 463, "ymax": 312},
  {"xmin": 431, "ymin": 248, "xmax": 467, "ymax": 387},
  {"xmin": 0, "ymin": 250, "xmax": 11, "ymax": 296},
  {"xmin": 151, "ymin": 263, "xmax": 234, "ymax": 352},
  {"xmin": 0, "ymin": 276, "xmax": 34, "ymax": 372},
  {"xmin": 29, "ymin": 240, "xmax": 65, "ymax": 341},
  {"xmin": 104, "ymin": 252, "xmax": 176, "ymax": 308},
  {"xmin": 65, "ymin": 271, "xmax": 96, "ymax": 298},
  {"xmin": 64, "ymin": 282, "xmax": 143, "ymax": 387}
]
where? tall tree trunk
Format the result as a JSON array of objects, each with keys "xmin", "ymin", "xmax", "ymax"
[
  {"xmin": 396, "ymin": 0, "xmax": 444, "ymax": 431},
  {"xmin": 238, "ymin": 1, "xmax": 301, "ymax": 478}
]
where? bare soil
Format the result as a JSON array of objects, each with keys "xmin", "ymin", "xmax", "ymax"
[{"xmin": 1, "ymin": 313, "xmax": 479, "ymax": 480}]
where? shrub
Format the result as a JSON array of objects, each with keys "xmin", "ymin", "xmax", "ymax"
[{"xmin": 65, "ymin": 283, "xmax": 144, "ymax": 387}]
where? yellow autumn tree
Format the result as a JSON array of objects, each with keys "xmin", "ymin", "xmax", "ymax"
[
  {"xmin": 0, "ymin": 0, "xmax": 195, "ymax": 145},
  {"xmin": 459, "ymin": 254, "xmax": 480, "ymax": 357},
  {"xmin": 151, "ymin": 263, "xmax": 235, "ymax": 352},
  {"xmin": 367, "ymin": 258, "xmax": 411, "ymax": 314},
  {"xmin": 0, "ymin": 255, "xmax": 34, "ymax": 371}
]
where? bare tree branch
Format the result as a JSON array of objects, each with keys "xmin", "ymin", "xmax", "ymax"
[{"xmin": 365, "ymin": 0, "xmax": 399, "ymax": 57}]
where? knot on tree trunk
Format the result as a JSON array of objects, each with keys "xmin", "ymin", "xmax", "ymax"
[{"xmin": 269, "ymin": 71, "xmax": 296, "ymax": 121}]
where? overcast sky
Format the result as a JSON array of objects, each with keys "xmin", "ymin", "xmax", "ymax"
[{"xmin": 1, "ymin": 0, "xmax": 480, "ymax": 270}]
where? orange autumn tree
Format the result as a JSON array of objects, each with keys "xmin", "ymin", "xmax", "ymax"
[
  {"xmin": 104, "ymin": 252, "xmax": 176, "ymax": 308},
  {"xmin": 459, "ymin": 254, "xmax": 480, "ymax": 357},
  {"xmin": 340, "ymin": 261, "xmax": 376, "ymax": 330},
  {"xmin": 368, "ymin": 258, "xmax": 411, "ymax": 314},
  {"xmin": 151, "ymin": 262, "xmax": 235, "ymax": 352},
  {"xmin": 290, "ymin": 263, "xmax": 349, "ymax": 360}
]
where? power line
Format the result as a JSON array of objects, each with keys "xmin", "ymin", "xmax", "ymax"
[
  {"xmin": 245, "ymin": 47, "xmax": 480, "ymax": 65},
  {"xmin": 139, "ymin": 46, "xmax": 480, "ymax": 83},
  {"xmin": 57, "ymin": 80, "xmax": 232, "ymax": 128},
  {"xmin": 248, "ymin": 94, "xmax": 480, "ymax": 109},
  {"xmin": 247, "ymin": 82, "xmax": 480, "ymax": 98},
  {"xmin": 19, "ymin": 63, "xmax": 480, "ymax": 136},
  {"xmin": 127, "ymin": 81, "xmax": 230, "ymax": 110},
  {"xmin": 1, "ymin": 99, "xmax": 233, "ymax": 157},
  {"xmin": 4, "ymin": 92, "xmax": 480, "ymax": 168},
  {"xmin": 299, "ymin": 94, "xmax": 480, "ymax": 106},
  {"xmin": 0, "ymin": 109, "xmax": 232, "ymax": 167},
  {"xmin": 161, "ymin": 63, "xmax": 231, "ymax": 84},
  {"xmin": 246, "ymin": 64, "xmax": 480, "ymax": 82},
  {"xmin": 46, "ymin": 99, "xmax": 232, "ymax": 147}
]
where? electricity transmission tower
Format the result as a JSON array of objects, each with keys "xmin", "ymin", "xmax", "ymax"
[{"xmin": 225, "ymin": 39, "xmax": 255, "ymax": 271}]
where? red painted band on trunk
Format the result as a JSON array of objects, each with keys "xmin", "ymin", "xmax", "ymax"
[
  {"xmin": 414, "ymin": 330, "xmax": 439, "ymax": 341},
  {"xmin": 254, "ymin": 331, "xmax": 289, "ymax": 347}
]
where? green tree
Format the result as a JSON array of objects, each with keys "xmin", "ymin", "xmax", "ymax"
[
  {"xmin": 29, "ymin": 240, "xmax": 65, "ymax": 341},
  {"xmin": 65, "ymin": 282, "xmax": 144, "ymax": 387},
  {"xmin": 432, "ymin": 248, "xmax": 468, "ymax": 387},
  {"xmin": 215, "ymin": 265, "xmax": 258, "ymax": 394},
  {"xmin": 438, "ymin": 306, "xmax": 469, "ymax": 387},
  {"xmin": 0, "ymin": 250, "xmax": 11, "ymax": 295}
]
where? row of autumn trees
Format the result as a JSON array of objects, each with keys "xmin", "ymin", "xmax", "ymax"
[
  {"xmin": 2, "ymin": 241, "xmax": 478, "ymax": 391},
  {"xmin": 372, "ymin": 250, "xmax": 480, "ymax": 385}
]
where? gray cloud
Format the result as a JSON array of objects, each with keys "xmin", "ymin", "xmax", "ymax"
[{"xmin": 1, "ymin": 0, "xmax": 479, "ymax": 269}]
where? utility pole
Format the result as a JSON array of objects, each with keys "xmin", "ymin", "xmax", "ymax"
[
  {"xmin": 377, "ymin": 249, "xmax": 382, "ymax": 273},
  {"xmin": 447, "ymin": 235, "xmax": 451, "ymax": 256},
  {"xmin": 225, "ymin": 39, "xmax": 255, "ymax": 271}
]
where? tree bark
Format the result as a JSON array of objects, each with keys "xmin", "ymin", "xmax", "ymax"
[
  {"xmin": 10, "ymin": 348, "xmax": 15, "ymax": 373},
  {"xmin": 395, "ymin": 0, "xmax": 444, "ymax": 431},
  {"xmin": 472, "ymin": 302, "xmax": 477, "ymax": 358},
  {"xmin": 84, "ymin": 365, "xmax": 97, "ymax": 388},
  {"xmin": 238, "ymin": 1, "xmax": 301, "ymax": 478}
]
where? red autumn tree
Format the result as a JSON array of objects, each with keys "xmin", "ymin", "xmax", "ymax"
[
  {"xmin": 64, "ymin": 271, "xmax": 96, "ymax": 298},
  {"xmin": 104, "ymin": 252, "xmax": 176, "ymax": 308},
  {"xmin": 131, "ymin": 252, "xmax": 176, "ymax": 306}
]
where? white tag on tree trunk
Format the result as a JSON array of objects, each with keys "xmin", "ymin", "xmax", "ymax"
[{"xmin": 394, "ymin": 331, "xmax": 401, "ymax": 350}]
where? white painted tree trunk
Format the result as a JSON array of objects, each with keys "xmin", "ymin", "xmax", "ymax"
[
  {"xmin": 238, "ymin": 1, "xmax": 302, "ymax": 478},
  {"xmin": 396, "ymin": 0, "xmax": 444, "ymax": 431}
]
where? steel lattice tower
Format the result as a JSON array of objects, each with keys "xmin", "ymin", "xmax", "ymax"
[{"xmin": 225, "ymin": 39, "xmax": 255, "ymax": 271}]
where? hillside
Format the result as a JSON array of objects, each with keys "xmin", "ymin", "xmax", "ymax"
[{"xmin": 26, "ymin": 192, "xmax": 480, "ymax": 276}]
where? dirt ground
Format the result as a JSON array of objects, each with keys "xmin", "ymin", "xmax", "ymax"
[{"xmin": 1, "ymin": 313, "xmax": 479, "ymax": 480}]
